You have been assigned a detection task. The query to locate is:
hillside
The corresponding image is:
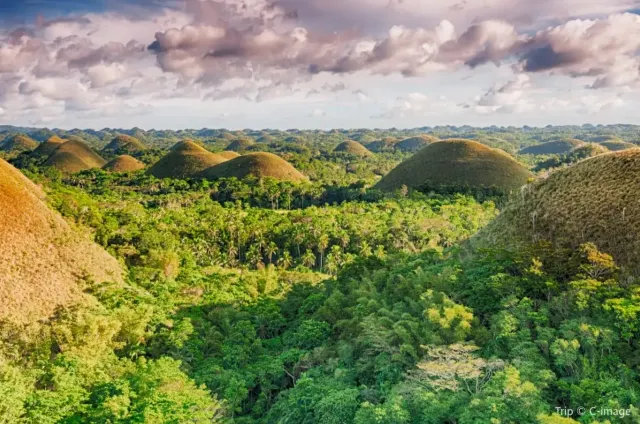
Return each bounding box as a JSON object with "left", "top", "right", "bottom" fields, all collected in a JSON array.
[
  {"left": 147, "top": 140, "right": 228, "bottom": 179},
  {"left": 44, "top": 139, "right": 107, "bottom": 173},
  {"left": 0, "top": 134, "right": 38, "bottom": 153},
  {"left": 103, "top": 155, "right": 145, "bottom": 172},
  {"left": 519, "top": 139, "right": 584, "bottom": 155},
  {"left": 200, "top": 152, "right": 306, "bottom": 182},
  {"left": 477, "top": 150, "right": 640, "bottom": 271},
  {"left": 219, "top": 151, "right": 241, "bottom": 160},
  {"left": 32, "top": 135, "right": 66, "bottom": 157},
  {"left": 376, "top": 139, "right": 532, "bottom": 194},
  {"left": 103, "top": 134, "right": 147, "bottom": 155},
  {"left": 0, "top": 159, "right": 123, "bottom": 323},
  {"left": 366, "top": 137, "right": 398, "bottom": 152},
  {"left": 226, "top": 138, "right": 256, "bottom": 152},
  {"left": 395, "top": 135, "right": 439, "bottom": 152},
  {"left": 599, "top": 140, "right": 638, "bottom": 151},
  {"left": 334, "top": 140, "right": 372, "bottom": 157}
]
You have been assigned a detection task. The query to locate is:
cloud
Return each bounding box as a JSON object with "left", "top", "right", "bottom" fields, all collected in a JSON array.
[
  {"left": 310, "top": 108, "right": 326, "bottom": 117},
  {"left": 472, "top": 74, "right": 534, "bottom": 113},
  {"left": 374, "top": 92, "right": 460, "bottom": 119}
]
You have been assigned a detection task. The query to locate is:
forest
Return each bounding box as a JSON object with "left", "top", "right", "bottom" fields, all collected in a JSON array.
[{"left": 1, "top": 125, "right": 640, "bottom": 423}]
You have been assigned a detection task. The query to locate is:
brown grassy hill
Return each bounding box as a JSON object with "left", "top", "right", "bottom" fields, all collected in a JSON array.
[
  {"left": 476, "top": 150, "right": 640, "bottom": 272},
  {"left": 395, "top": 135, "right": 439, "bottom": 153},
  {"left": 376, "top": 139, "right": 532, "bottom": 194},
  {"left": 103, "top": 155, "right": 145, "bottom": 172},
  {"left": 520, "top": 139, "right": 584, "bottom": 155},
  {"left": 599, "top": 140, "right": 638, "bottom": 151},
  {"left": 219, "top": 151, "right": 241, "bottom": 160},
  {"left": 32, "top": 135, "right": 66, "bottom": 158},
  {"left": 44, "top": 139, "right": 107, "bottom": 173},
  {"left": 367, "top": 137, "right": 398, "bottom": 153},
  {"left": 147, "top": 140, "right": 228, "bottom": 179},
  {"left": 0, "top": 134, "right": 38, "bottom": 153},
  {"left": 226, "top": 138, "right": 256, "bottom": 152},
  {"left": 103, "top": 134, "right": 147, "bottom": 155},
  {"left": 0, "top": 159, "right": 123, "bottom": 323},
  {"left": 334, "top": 140, "right": 372, "bottom": 157},
  {"left": 200, "top": 152, "right": 306, "bottom": 182}
]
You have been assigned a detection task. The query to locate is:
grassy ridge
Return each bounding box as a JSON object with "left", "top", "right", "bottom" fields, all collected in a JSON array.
[
  {"left": 200, "top": 152, "right": 307, "bottom": 182},
  {"left": 147, "top": 140, "right": 228, "bottom": 179}
]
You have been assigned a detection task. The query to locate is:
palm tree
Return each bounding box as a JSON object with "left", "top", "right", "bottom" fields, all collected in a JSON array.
[{"left": 302, "top": 249, "right": 316, "bottom": 269}]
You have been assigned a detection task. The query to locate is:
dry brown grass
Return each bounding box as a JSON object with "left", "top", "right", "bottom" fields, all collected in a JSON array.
[
  {"left": 334, "top": 140, "right": 373, "bottom": 157},
  {"left": 477, "top": 150, "right": 640, "bottom": 272},
  {"left": 44, "top": 139, "right": 107, "bottom": 173},
  {"left": 147, "top": 140, "right": 228, "bottom": 179},
  {"left": 32, "top": 136, "right": 66, "bottom": 158},
  {"left": 200, "top": 152, "right": 307, "bottom": 182},
  {"left": 0, "top": 134, "right": 38, "bottom": 153},
  {"left": 599, "top": 140, "right": 638, "bottom": 151},
  {"left": 219, "top": 151, "right": 241, "bottom": 160},
  {"left": 376, "top": 139, "right": 532, "bottom": 193},
  {"left": 103, "top": 135, "right": 147, "bottom": 155},
  {"left": 520, "top": 139, "right": 584, "bottom": 155},
  {"left": 226, "top": 138, "right": 256, "bottom": 152},
  {"left": 0, "top": 159, "right": 123, "bottom": 323},
  {"left": 103, "top": 155, "right": 145, "bottom": 172},
  {"left": 395, "top": 135, "right": 439, "bottom": 152}
]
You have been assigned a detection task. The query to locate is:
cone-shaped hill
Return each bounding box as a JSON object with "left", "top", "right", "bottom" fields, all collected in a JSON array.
[
  {"left": 103, "top": 155, "right": 145, "bottom": 172},
  {"left": 599, "top": 140, "right": 638, "bottom": 151},
  {"left": 200, "top": 152, "right": 306, "bottom": 182},
  {"left": 367, "top": 137, "right": 398, "bottom": 153},
  {"left": 519, "top": 139, "right": 584, "bottom": 155},
  {"left": 219, "top": 151, "right": 241, "bottom": 160},
  {"left": 376, "top": 139, "right": 532, "bottom": 194},
  {"left": 32, "top": 135, "right": 66, "bottom": 158},
  {"left": 103, "top": 134, "right": 147, "bottom": 155},
  {"left": 0, "top": 134, "right": 38, "bottom": 153},
  {"left": 147, "top": 140, "right": 228, "bottom": 179},
  {"left": 226, "top": 138, "right": 256, "bottom": 152},
  {"left": 476, "top": 150, "right": 640, "bottom": 272},
  {"left": 395, "top": 135, "right": 439, "bottom": 152},
  {"left": 0, "top": 159, "right": 123, "bottom": 323},
  {"left": 44, "top": 139, "right": 107, "bottom": 173},
  {"left": 334, "top": 140, "right": 372, "bottom": 157}
]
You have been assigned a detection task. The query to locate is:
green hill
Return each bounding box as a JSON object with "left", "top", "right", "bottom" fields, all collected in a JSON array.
[
  {"left": 44, "top": 139, "right": 107, "bottom": 173},
  {"left": 334, "top": 140, "right": 372, "bottom": 157},
  {"left": 376, "top": 139, "right": 532, "bottom": 194},
  {"left": 32, "top": 135, "right": 66, "bottom": 158},
  {"left": 599, "top": 140, "right": 638, "bottom": 151},
  {"left": 477, "top": 150, "right": 640, "bottom": 272},
  {"left": 0, "top": 158, "right": 123, "bottom": 323},
  {"left": 200, "top": 152, "right": 306, "bottom": 182},
  {"left": 395, "top": 135, "right": 439, "bottom": 152},
  {"left": 0, "top": 134, "right": 38, "bottom": 153},
  {"left": 366, "top": 137, "right": 398, "bottom": 153},
  {"left": 219, "top": 151, "right": 241, "bottom": 160},
  {"left": 147, "top": 140, "right": 228, "bottom": 179},
  {"left": 519, "top": 139, "right": 584, "bottom": 155},
  {"left": 103, "top": 134, "right": 147, "bottom": 155},
  {"left": 226, "top": 138, "right": 256, "bottom": 152},
  {"left": 103, "top": 155, "right": 145, "bottom": 172}
]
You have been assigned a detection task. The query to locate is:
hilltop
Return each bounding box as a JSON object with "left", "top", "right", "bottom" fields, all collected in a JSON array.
[
  {"left": 103, "top": 155, "right": 145, "bottom": 172},
  {"left": 200, "top": 152, "right": 306, "bottom": 182},
  {"left": 219, "top": 151, "right": 241, "bottom": 160},
  {"left": 103, "top": 134, "right": 147, "bottom": 155},
  {"left": 147, "top": 140, "right": 228, "bottom": 179},
  {"left": 226, "top": 138, "right": 256, "bottom": 152},
  {"left": 334, "top": 140, "right": 372, "bottom": 157},
  {"left": 477, "top": 150, "right": 640, "bottom": 272},
  {"left": 0, "top": 134, "right": 38, "bottom": 153},
  {"left": 395, "top": 135, "right": 439, "bottom": 152},
  {"left": 44, "top": 139, "right": 107, "bottom": 173},
  {"left": 599, "top": 140, "right": 638, "bottom": 151},
  {"left": 366, "top": 137, "right": 398, "bottom": 153},
  {"left": 0, "top": 159, "right": 123, "bottom": 323},
  {"left": 376, "top": 139, "right": 532, "bottom": 194},
  {"left": 32, "top": 135, "right": 66, "bottom": 157},
  {"left": 519, "top": 139, "right": 584, "bottom": 155}
]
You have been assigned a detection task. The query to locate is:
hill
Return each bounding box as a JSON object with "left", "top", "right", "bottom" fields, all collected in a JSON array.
[
  {"left": 200, "top": 152, "right": 306, "bottom": 182},
  {"left": 519, "top": 139, "right": 584, "bottom": 155},
  {"left": 599, "top": 140, "right": 638, "bottom": 151},
  {"left": 533, "top": 143, "right": 610, "bottom": 172},
  {"left": 147, "top": 140, "right": 228, "bottom": 179},
  {"left": 395, "top": 135, "right": 439, "bottom": 152},
  {"left": 219, "top": 151, "right": 241, "bottom": 160},
  {"left": 103, "top": 134, "right": 147, "bottom": 155},
  {"left": 32, "top": 135, "right": 66, "bottom": 158},
  {"left": 0, "top": 134, "right": 38, "bottom": 153},
  {"left": 366, "top": 137, "right": 398, "bottom": 153},
  {"left": 0, "top": 159, "right": 123, "bottom": 323},
  {"left": 477, "top": 150, "right": 640, "bottom": 272},
  {"left": 334, "top": 140, "right": 372, "bottom": 157},
  {"left": 226, "top": 138, "right": 256, "bottom": 152},
  {"left": 44, "top": 139, "right": 107, "bottom": 173},
  {"left": 376, "top": 139, "right": 532, "bottom": 194},
  {"left": 103, "top": 155, "right": 145, "bottom": 172}
]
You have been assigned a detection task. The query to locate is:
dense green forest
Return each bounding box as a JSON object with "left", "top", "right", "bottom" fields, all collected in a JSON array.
[{"left": 1, "top": 126, "right": 640, "bottom": 423}]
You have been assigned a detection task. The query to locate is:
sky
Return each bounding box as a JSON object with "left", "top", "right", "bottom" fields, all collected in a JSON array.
[{"left": 1, "top": 0, "right": 640, "bottom": 129}]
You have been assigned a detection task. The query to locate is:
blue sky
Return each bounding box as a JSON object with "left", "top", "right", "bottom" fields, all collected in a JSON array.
[{"left": 0, "top": 0, "right": 639, "bottom": 129}]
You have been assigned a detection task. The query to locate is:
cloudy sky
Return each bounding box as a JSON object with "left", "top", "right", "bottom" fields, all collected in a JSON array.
[{"left": 1, "top": 0, "right": 640, "bottom": 129}]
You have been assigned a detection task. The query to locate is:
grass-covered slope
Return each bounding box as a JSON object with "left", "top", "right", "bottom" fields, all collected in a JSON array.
[
  {"left": 334, "top": 140, "right": 372, "bottom": 157},
  {"left": 200, "top": 152, "right": 306, "bottom": 182},
  {"left": 32, "top": 135, "right": 66, "bottom": 158},
  {"left": 147, "top": 140, "right": 227, "bottom": 179},
  {"left": 44, "top": 139, "right": 107, "bottom": 173},
  {"left": 219, "top": 151, "right": 241, "bottom": 160},
  {"left": 395, "top": 135, "right": 439, "bottom": 152},
  {"left": 519, "top": 139, "right": 584, "bottom": 155},
  {"left": 0, "top": 134, "right": 38, "bottom": 153},
  {"left": 599, "top": 140, "right": 638, "bottom": 151},
  {"left": 226, "top": 138, "right": 256, "bottom": 152},
  {"left": 0, "top": 159, "right": 123, "bottom": 323},
  {"left": 103, "top": 134, "right": 147, "bottom": 155},
  {"left": 478, "top": 150, "right": 640, "bottom": 271},
  {"left": 376, "top": 139, "right": 532, "bottom": 194},
  {"left": 103, "top": 155, "right": 145, "bottom": 172}
]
